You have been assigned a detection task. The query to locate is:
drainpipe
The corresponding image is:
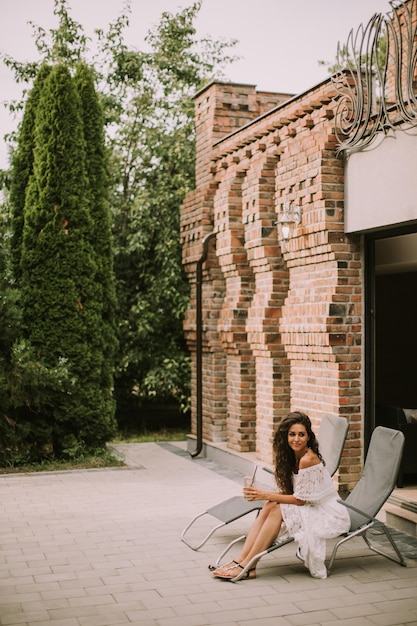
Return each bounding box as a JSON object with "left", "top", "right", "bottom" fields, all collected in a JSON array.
[{"left": 190, "top": 231, "right": 216, "bottom": 458}]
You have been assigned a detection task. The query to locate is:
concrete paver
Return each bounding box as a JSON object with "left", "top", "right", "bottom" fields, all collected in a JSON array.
[{"left": 1, "top": 442, "right": 417, "bottom": 626}]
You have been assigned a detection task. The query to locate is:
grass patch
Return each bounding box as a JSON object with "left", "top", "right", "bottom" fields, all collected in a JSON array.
[
  {"left": 111, "top": 428, "right": 188, "bottom": 444},
  {"left": 0, "top": 429, "right": 188, "bottom": 474},
  {"left": 0, "top": 448, "right": 125, "bottom": 475}
]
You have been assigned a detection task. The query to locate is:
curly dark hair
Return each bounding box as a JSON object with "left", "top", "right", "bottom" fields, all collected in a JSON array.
[{"left": 273, "top": 411, "right": 323, "bottom": 494}]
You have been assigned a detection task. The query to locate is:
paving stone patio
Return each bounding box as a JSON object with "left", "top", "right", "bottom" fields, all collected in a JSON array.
[{"left": 1, "top": 442, "right": 417, "bottom": 626}]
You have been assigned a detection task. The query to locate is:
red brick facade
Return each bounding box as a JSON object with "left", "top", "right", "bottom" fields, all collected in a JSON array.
[{"left": 181, "top": 79, "right": 363, "bottom": 491}]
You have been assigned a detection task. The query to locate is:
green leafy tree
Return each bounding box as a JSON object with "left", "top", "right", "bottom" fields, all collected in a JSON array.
[
  {"left": 1, "top": 0, "right": 237, "bottom": 433},
  {"left": 319, "top": 23, "right": 387, "bottom": 78},
  {"left": 95, "top": 2, "right": 237, "bottom": 421}
]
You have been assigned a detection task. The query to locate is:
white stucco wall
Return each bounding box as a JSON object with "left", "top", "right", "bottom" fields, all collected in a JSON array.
[{"left": 345, "top": 130, "right": 417, "bottom": 234}]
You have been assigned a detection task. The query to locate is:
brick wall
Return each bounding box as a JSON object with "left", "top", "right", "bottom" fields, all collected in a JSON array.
[{"left": 181, "top": 80, "right": 364, "bottom": 490}]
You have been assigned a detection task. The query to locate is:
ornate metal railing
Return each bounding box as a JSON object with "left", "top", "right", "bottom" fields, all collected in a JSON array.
[{"left": 333, "top": 0, "right": 417, "bottom": 155}]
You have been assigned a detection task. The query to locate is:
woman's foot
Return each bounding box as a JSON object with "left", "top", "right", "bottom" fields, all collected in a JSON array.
[{"left": 212, "top": 563, "right": 256, "bottom": 580}]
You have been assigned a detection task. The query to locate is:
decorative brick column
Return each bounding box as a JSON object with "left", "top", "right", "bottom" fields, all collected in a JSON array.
[
  {"left": 243, "top": 157, "right": 291, "bottom": 462},
  {"left": 215, "top": 173, "right": 256, "bottom": 451},
  {"left": 181, "top": 82, "right": 287, "bottom": 445}
]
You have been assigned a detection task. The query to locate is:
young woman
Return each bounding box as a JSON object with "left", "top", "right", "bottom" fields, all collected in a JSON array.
[{"left": 212, "top": 411, "right": 351, "bottom": 580}]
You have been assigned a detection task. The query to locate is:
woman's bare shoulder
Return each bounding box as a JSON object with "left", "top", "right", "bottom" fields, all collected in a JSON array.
[{"left": 299, "top": 449, "right": 321, "bottom": 470}]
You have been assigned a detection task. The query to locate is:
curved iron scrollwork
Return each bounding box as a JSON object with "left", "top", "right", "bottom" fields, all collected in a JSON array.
[{"left": 333, "top": 0, "right": 417, "bottom": 155}]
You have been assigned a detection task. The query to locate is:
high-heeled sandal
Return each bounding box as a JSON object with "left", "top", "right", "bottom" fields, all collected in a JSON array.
[
  {"left": 209, "top": 560, "right": 239, "bottom": 575},
  {"left": 225, "top": 559, "right": 240, "bottom": 568},
  {"left": 210, "top": 559, "right": 239, "bottom": 574},
  {"left": 295, "top": 546, "right": 305, "bottom": 563},
  {"left": 212, "top": 563, "right": 256, "bottom": 580}
]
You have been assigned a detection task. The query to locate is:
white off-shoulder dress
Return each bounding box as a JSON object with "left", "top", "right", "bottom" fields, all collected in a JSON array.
[{"left": 279, "top": 463, "right": 351, "bottom": 579}]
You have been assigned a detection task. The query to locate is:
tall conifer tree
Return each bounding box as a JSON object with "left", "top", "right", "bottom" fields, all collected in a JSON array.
[
  {"left": 9, "top": 65, "right": 51, "bottom": 281},
  {"left": 20, "top": 64, "right": 116, "bottom": 454},
  {"left": 74, "top": 61, "right": 117, "bottom": 426}
]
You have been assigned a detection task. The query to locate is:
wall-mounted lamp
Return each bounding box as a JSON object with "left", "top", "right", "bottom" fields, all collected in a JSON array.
[{"left": 276, "top": 203, "right": 302, "bottom": 240}]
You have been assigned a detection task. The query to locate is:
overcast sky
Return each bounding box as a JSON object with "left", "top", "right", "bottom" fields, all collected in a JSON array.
[{"left": 0, "top": 0, "right": 391, "bottom": 169}]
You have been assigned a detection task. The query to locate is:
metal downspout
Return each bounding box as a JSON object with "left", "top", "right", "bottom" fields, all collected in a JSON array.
[{"left": 190, "top": 232, "right": 216, "bottom": 458}]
